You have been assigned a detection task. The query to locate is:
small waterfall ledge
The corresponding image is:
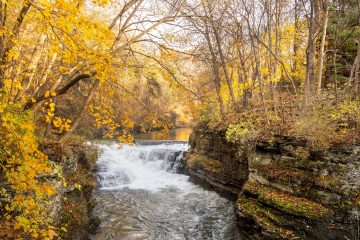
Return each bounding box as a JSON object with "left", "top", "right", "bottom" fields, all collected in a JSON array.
[
  {"left": 93, "top": 142, "right": 240, "bottom": 240},
  {"left": 96, "top": 143, "right": 189, "bottom": 190}
]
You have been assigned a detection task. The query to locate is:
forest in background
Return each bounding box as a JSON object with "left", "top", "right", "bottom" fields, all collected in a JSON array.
[{"left": 0, "top": 0, "right": 360, "bottom": 238}]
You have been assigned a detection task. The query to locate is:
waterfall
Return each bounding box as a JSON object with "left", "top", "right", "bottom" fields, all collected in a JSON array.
[
  {"left": 93, "top": 142, "right": 240, "bottom": 240},
  {"left": 96, "top": 143, "right": 190, "bottom": 190}
]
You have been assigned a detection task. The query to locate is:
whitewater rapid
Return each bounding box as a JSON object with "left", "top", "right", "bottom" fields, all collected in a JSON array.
[{"left": 92, "top": 142, "right": 240, "bottom": 240}]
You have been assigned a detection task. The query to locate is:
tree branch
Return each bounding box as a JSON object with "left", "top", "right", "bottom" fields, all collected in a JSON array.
[{"left": 23, "top": 73, "right": 92, "bottom": 110}]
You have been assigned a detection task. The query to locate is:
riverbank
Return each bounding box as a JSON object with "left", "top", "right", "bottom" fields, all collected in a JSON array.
[
  {"left": 40, "top": 142, "right": 100, "bottom": 239},
  {"left": 184, "top": 127, "right": 360, "bottom": 239}
]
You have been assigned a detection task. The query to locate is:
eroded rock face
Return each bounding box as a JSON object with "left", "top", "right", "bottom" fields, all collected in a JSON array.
[
  {"left": 185, "top": 129, "right": 360, "bottom": 240},
  {"left": 185, "top": 128, "right": 249, "bottom": 199},
  {"left": 40, "top": 142, "right": 99, "bottom": 240}
]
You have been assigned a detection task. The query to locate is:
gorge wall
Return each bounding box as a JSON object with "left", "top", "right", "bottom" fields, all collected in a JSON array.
[
  {"left": 185, "top": 128, "right": 360, "bottom": 240},
  {"left": 40, "top": 142, "right": 100, "bottom": 240}
]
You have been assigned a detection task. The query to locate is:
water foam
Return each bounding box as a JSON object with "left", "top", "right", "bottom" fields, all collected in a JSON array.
[{"left": 96, "top": 143, "right": 193, "bottom": 191}]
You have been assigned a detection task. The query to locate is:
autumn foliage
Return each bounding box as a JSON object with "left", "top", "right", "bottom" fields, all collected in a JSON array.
[
  {"left": 0, "top": 0, "right": 187, "bottom": 238},
  {"left": 1, "top": 0, "right": 360, "bottom": 238},
  {"left": 0, "top": 98, "right": 57, "bottom": 239}
]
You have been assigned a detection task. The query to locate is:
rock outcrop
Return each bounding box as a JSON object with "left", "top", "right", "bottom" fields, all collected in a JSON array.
[
  {"left": 185, "top": 128, "right": 248, "bottom": 199},
  {"left": 185, "top": 129, "right": 360, "bottom": 240},
  {"left": 40, "top": 142, "right": 100, "bottom": 240}
]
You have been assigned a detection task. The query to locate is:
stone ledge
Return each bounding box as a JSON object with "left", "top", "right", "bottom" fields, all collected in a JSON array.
[
  {"left": 236, "top": 196, "right": 295, "bottom": 239},
  {"left": 243, "top": 182, "right": 332, "bottom": 220},
  {"left": 187, "top": 153, "right": 223, "bottom": 174}
]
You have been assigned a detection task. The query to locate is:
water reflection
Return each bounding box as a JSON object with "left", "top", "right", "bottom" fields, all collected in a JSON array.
[{"left": 133, "top": 128, "right": 192, "bottom": 141}]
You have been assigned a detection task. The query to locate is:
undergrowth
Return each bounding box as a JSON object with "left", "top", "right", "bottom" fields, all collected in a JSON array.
[
  {"left": 199, "top": 92, "right": 360, "bottom": 149},
  {"left": 0, "top": 99, "right": 60, "bottom": 239}
]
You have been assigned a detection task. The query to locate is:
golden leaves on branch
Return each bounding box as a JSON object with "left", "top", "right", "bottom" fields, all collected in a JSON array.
[
  {"left": 41, "top": 95, "right": 72, "bottom": 133},
  {"left": 0, "top": 102, "right": 58, "bottom": 239},
  {"left": 89, "top": 104, "right": 135, "bottom": 144},
  {"left": 53, "top": 117, "right": 71, "bottom": 133}
]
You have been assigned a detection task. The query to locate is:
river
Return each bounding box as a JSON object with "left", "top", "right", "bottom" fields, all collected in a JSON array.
[
  {"left": 132, "top": 128, "right": 193, "bottom": 141},
  {"left": 92, "top": 134, "right": 240, "bottom": 239}
]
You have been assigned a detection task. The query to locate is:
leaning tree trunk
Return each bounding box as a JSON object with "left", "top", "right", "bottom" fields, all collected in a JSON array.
[
  {"left": 15, "top": 34, "right": 47, "bottom": 101},
  {"left": 31, "top": 53, "right": 58, "bottom": 98},
  {"left": 60, "top": 79, "right": 100, "bottom": 142}
]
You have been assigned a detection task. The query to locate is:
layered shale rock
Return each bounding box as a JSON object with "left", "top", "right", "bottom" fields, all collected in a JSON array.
[
  {"left": 185, "top": 129, "right": 360, "bottom": 240},
  {"left": 185, "top": 128, "right": 248, "bottom": 199}
]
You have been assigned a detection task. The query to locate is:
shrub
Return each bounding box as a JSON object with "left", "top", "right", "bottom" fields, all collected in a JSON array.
[
  {"left": 290, "top": 98, "right": 360, "bottom": 149},
  {"left": 226, "top": 122, "right": 255, "bottom": 144},
  {"left": 0, "top": 100, "right": 58, "bottom": 239}
]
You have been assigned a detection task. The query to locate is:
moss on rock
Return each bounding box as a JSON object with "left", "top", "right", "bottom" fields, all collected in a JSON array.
[
  {"left": 237, "top": 196, "right": 295, "bottom": 239},
  {"left": 187, "top": 153, "right": 223, "bottom": 173},
  {"left": 59, "top": 191, "right": 89, "bottom": 240},
  {"left": 254, "top": 164, "right": 313, "bottom": 184},
  {"left": 243, "top": 182, "right": 332, "bottom": 220}
]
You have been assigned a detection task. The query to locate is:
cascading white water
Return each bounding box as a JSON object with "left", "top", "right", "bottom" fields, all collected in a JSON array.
[
  {"left": 96, "top": 143, "right": 191, "bottom": 190},
  {"left": 93, "top": 142, "right": 240, "bottom": 240}
]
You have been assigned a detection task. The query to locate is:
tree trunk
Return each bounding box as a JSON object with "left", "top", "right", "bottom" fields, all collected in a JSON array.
[
  {"left": 334, "top": 50, "right": 338, "bottom": 106},
  {"left": 304, "top": 0, "right": 320, "bottom": 105},
  {"left": 31, "top": 53, "right": 58, "bottom": 98},
  {"left": 354, "top": 1, "right": 360, "bottom": 94},
  {"left": 266, "top": 0, "right": 273, "bottom": 99},
  {"left": 292, "top": 0, "right": 300, "bottom": 74},
  {"left": 0, "top": 1, "right": 6, "bottom": 59},
  {"left": 249, "top": 31, "right": 269, "bottom": 123},
  {"left": 15, "top": 34, "right": 47, "bottom": 101},
  {"left": 203, "top": 19, "right": 226, "bottom": 120},
  {"left": 234, "top": 23, "right": 249, "bottom": 107},
  {"left": 212, "top": 23, "right": 239, "bottom": 112},
  {"left": 60, "top": 79, "right": 100, "bottom": 142},
  {"left": 253, "top": 46, "right": 269, "bottom": 124},
  {"left": 0, "top": 2, "right": 31, "bottom": 89},
  {"left": 317, "top": 1, "right": 328, "bottom": 93},
  {"left": 24, "top": 73, "right": 92, "bottom": 110},
  {"left": 244, "top": 7, "right": 269, "bottom": 123}
]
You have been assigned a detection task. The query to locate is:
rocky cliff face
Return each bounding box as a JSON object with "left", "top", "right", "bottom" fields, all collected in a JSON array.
[
  {"left": 185, "top": 128, "right": 248, "bottom": 199},
  {"left": 185, "top": 129, "right": 360, "bottom": 240},
  {"left": 40, "top": 142, "right": 100, "bottom": 240}
]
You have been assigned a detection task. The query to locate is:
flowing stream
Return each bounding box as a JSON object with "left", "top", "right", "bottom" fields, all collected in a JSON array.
[{"left": 92, "top": 142, "right": 240, "bottom": 240}]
